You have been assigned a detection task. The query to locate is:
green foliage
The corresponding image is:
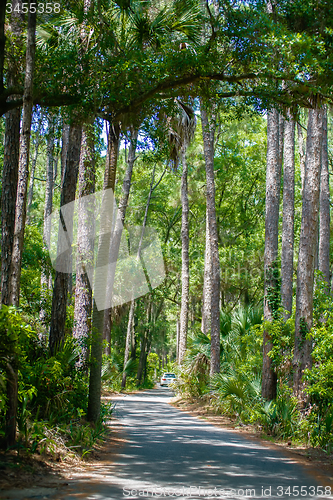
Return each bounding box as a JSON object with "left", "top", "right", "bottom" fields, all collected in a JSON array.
[
  {"left": 21, "top": 225, "right": 53, "bottom": 318},
  {"left": 304, "top": 279, "right": 333, "bottom": 410},
  {"left": 174, "top": 332, "right": 210, "bottom": 399},
  {"left": 211, "top": 369, "right": 262, "bottom": 422},
  {"left": 0, "top": 308, "right": 109, "bottom": 455},
  {"left": 258, "top": 387, "right": 301, "bottom": 440},
  {"left": 266, "top": 261, "right": 281, "bottom": 320},
  {"left": 260, "top": 311, "right": 294, "bottom": 377},
  {"left": 0, "top": 306, "right": 40, "bottom": 369}
]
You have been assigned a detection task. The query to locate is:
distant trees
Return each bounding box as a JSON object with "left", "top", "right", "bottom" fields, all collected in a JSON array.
[{"left": 49, "top": 124, "right": 82, "bottom": 356}]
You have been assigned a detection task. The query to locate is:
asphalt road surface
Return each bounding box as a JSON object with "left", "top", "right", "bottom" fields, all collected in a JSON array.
[{"left": 2, "top": 388, "right": 333, "bottom": 500}]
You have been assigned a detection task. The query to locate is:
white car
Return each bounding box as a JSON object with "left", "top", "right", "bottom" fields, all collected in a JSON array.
[{"left": 160, "top": 373, "right": 176, "bottom": 387}]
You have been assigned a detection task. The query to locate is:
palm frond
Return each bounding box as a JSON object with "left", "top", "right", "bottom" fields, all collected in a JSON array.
[
  {"left": 36, "top": 24, "right": 61, "bottom": 49},
  {"left": 168, "top": 100, "right": 196, "bottom": 169},
  {"left": 169, "top": 0, "right": 203, "bottom": 45}
]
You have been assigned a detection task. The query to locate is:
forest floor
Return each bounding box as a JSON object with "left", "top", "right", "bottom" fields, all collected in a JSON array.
[
  {"left": 0, "top": 390, "right": 128, "bottom": 495},
  {"left": 0, "top": 424, "right": 126, "bottom": 495},
  {"left": 170, "top": 394, "right": 333, "bottom": 483}
]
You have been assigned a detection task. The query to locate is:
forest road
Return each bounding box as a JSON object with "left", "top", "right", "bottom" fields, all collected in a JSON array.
[{"left": 3, "top": 389, "right": 333, "bottom": 500}]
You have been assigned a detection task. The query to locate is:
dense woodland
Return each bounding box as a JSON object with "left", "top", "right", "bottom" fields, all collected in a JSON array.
[{"left": 1, "top": 0, "right": 333, "bottom": 456}]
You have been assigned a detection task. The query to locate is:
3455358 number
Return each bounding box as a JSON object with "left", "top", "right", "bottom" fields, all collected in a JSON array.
[
  {"left": 276, "top": 485, "right": 332, "bottom": 496},
  {"left": 6, "top": 3, "right": 61, "bottom": 14}
]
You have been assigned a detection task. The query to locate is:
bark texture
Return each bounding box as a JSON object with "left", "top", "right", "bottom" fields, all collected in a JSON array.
[
  {"left": 178, "top": 146, "right": 189, "bottom": 364},
  {"left": 200, "top": 104, "right": 220, "bottom": 377},
  {"left": 201, "top": 211, "right": 212, "bottom": 334},
  {"left": 1, "top": 1, "right": 24, "bottom": 305},
  {"left": 87, "top": 121, "right": 120, "bottom": 422},
  {"left": 281, "top": 111, "right": 295, "bottom": 319},
  {"left": 2, "top": 0, "right": 24, "bottom": 448},
  {"left": 73, "top": 124, "right": 96, "bottom": 365},
  {"left": 49, "top": 124, "right": 82, "bottom": 355},
  {"left": 318, "top": 107, "right": 330, "bottom": 288},
  {"left": 1, "top": 107, "right": 20, "bottom": 305},
  {"left": 262, "top": 109, "right": 281, "bottom": 400},
  {"left": 9, "top": 6, "right": 37, "bottom": 307},
  {"left": 297, "top": 120, "right": 306, "bottom": 193},
  {"left": 293, "top": 107, "right": 324, "bottom": 399},
  {"left": 39, "top": 114, "right": 55, "bottom": 326}
]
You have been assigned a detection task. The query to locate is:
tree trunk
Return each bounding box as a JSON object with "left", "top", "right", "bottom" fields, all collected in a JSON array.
[
  {"left": 200, "top": 104, "right": 220, "bottom": 377},
  {"left": 104, "top": 127, "right": 138, "bottom": 351},
  {"left": 318, "top": 107, "right": 330, "bottom": 288},
  {"left": 137, "top": 330, "right": 147, "bottom": 385},
  {"left": 137, "top": 301, "right": 151, "bottom": 385},
  {"left": 87, "top": 121, "right": 120, "bottom": 422},
  {"left": 176, "top": 319, "right": 180, "bottom": 362},
  {"left": 8, "top": 6, "right": 37, "bottom": 307},
  {"left": 73, "top": 124, "right": 96, "bottom": 365},
  {"left": 49, "top": 124, "right": 82, "bottom": 355},
  {"left": 1, "top": 107, "right": 20, "bottom": 305},
  {"left": 281, "top": 111, "right": 295, "bottom": 319},
  {"left": 178, "top": 146, "right": 190, "bottom": 363},
  {"left": 262, "top": 109, "right": 281, "bottom": 401},
  {"left": 101, "top": 127, "right": 138, "bottom": 389},
  {"left": 39, "top": 113, "right": 55, "bottom": 326},
  {"left": 122, "top": 299, "right": 135, "bottom": 388},
  {"left": 60, "top": 124, "right": 70, "bottom": 185},
  {"left": 201, "top": 210, "right": 212, "bottom": 335},
  {"left": 27, "top": 110, "right": 43, "bottom": 222},
  {"left": 2, "top": 1, "right": 25, "bottom": 448},
  {"left": 297, "top": 116, "right": 307, "bottom": 193},
  {"left": 1, "top": 1, "right": 25, "bottom": 304},
  {"left": 293, "top": 107, "right": 323, "bottom": 399}
]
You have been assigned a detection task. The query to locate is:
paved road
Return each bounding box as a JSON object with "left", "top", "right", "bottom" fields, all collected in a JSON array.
[{"left": 2, "top": 389, "right": 332, "bottom": 500}]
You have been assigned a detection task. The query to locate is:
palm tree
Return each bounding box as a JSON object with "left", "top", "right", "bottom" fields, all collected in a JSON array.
[{"left": 168, "top": 100, "right": 196, "bottom": 364}]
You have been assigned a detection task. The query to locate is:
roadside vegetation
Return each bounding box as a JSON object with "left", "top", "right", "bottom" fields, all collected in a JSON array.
[{"left": 174, "top": 286, "right": 333, "bottom": 453}]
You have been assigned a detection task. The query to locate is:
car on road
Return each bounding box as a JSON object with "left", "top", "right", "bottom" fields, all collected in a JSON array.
[{"left": 160, "top": 373, "right": 176, "bottom": 387}]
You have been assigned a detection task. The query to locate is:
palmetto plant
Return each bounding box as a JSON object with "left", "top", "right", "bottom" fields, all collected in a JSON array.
[
  {"left": 220, "top": 305, "right": 262, "bottom": 370},
  {"left": 37, "top": 0, "right": 203, "bottom": 52},
  {"left": 174, "top": 331, "right": 211, "bottom": 398},
  {"left": 175, "top": 305, "right": 263, "bottom": 399}
]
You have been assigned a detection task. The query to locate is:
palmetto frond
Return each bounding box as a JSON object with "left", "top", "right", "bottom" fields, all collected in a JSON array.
[
  {"left": 36, "top": 24, "right": 60, "bottom": 49},
  {"left": 169, "top": 0, "right": 203, "bottom": 45},
  {"left": 168, "top": 99, "right": 196, "bottom": 169},
  {"left": 126, "top": 0, "right": 202, "bottom": 50},
  {"left": 232, "top": 305, "right": 262, "bottom": 336}
]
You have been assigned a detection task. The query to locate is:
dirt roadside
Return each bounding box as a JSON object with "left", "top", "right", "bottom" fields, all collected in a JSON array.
[
  {"left": 0, "top": 425, "right": 126, "bottom": 495},
  {"left": 0, "top": 391, "right": 128, "bottom": 495}
]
